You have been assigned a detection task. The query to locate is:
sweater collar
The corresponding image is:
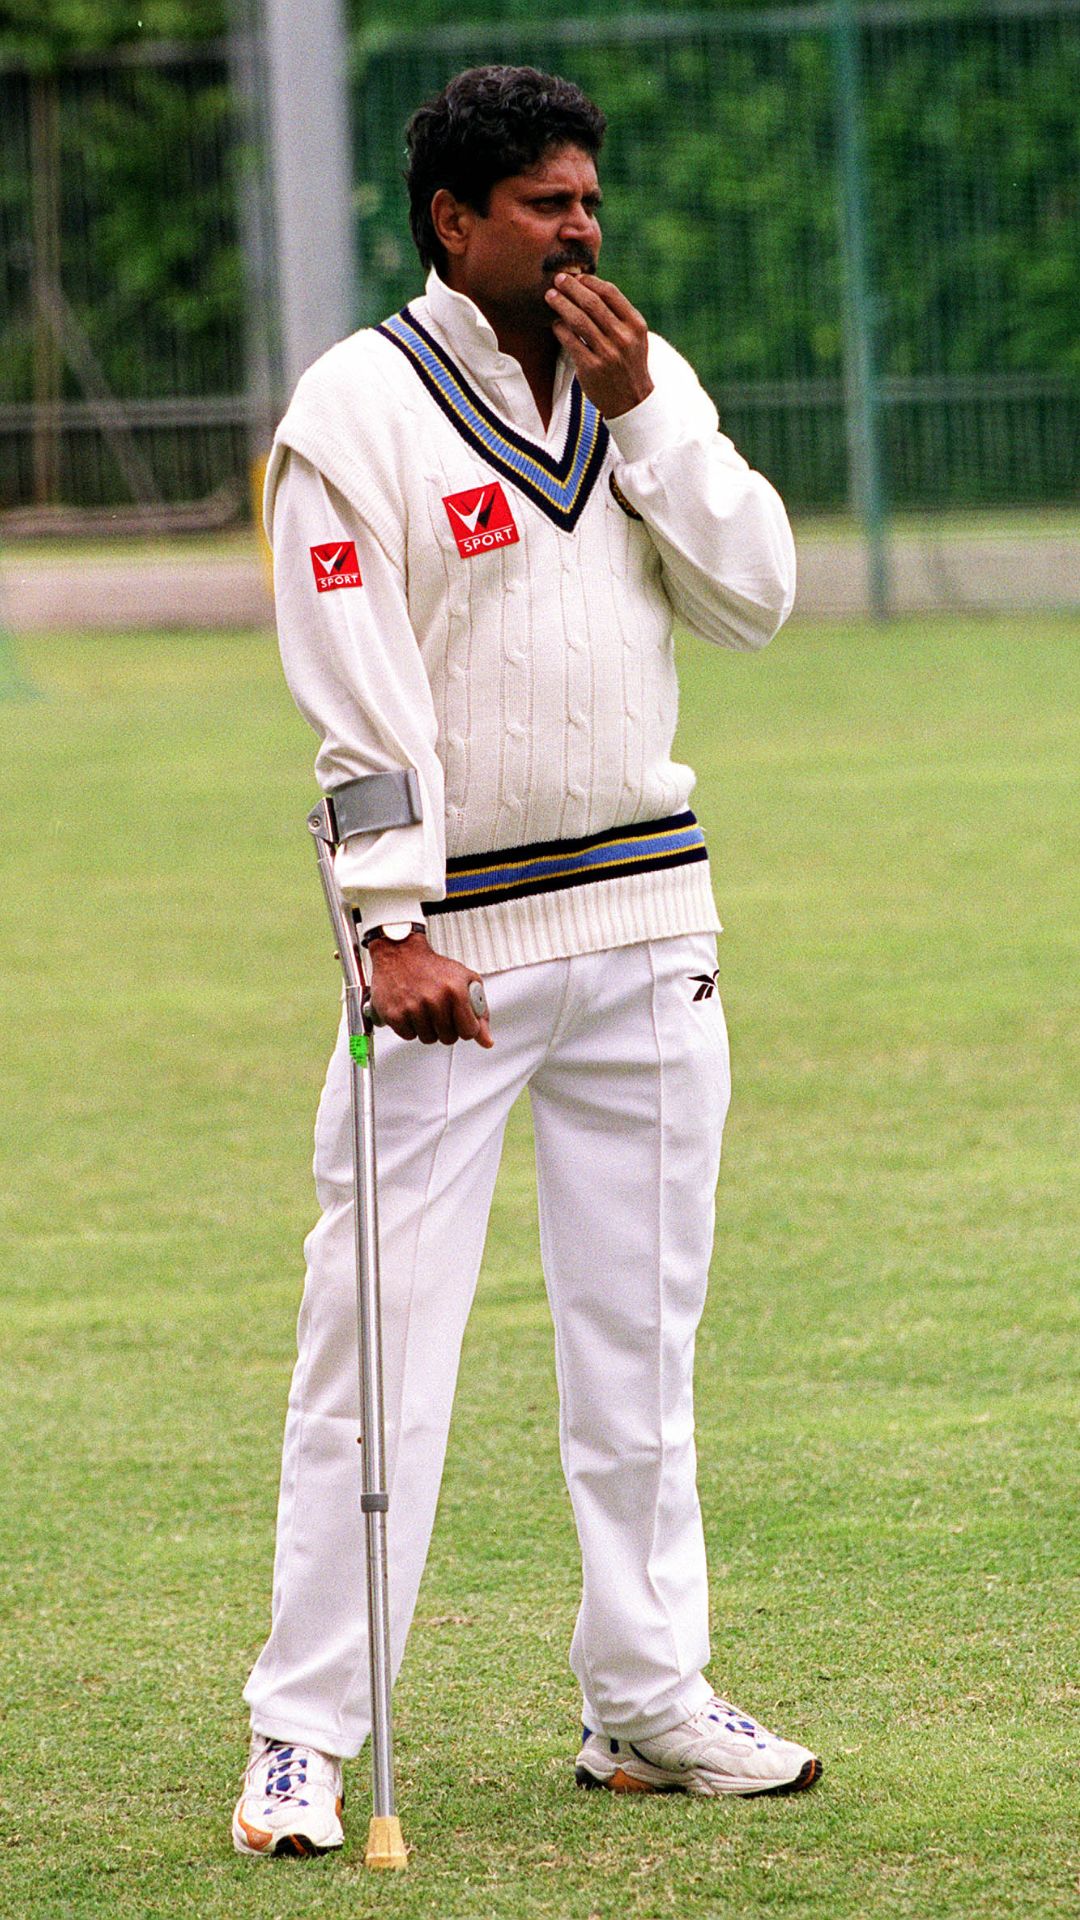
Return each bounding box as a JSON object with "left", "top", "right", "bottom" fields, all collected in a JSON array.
[
  {"left": 416, "top": 269, "right": 575, "bottom": 424},
  {"left": 422, "top": 269, "right": 507, "bottom": 367}
]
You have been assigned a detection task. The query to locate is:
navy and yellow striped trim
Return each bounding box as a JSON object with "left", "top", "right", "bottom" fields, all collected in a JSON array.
[
  {"left": 424, "top": 812, "right": 707, "bottom": 916},
  {"left": 376, "top": 307, "right": 609, "bottom": 533}
]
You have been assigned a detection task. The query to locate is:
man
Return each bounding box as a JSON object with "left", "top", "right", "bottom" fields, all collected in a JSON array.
[{"left": 233, "top": 64, "right": 819, "bottom": 1859}]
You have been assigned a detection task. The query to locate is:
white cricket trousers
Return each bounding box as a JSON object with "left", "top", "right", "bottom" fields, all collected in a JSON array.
[{"left": 244, "top": 933, "right": 730, "bottom": 1757}]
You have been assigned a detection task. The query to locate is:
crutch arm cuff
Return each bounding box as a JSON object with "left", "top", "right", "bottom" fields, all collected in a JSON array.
[{"left": 320, "top": 767, "right": 422, "bottom": 843}]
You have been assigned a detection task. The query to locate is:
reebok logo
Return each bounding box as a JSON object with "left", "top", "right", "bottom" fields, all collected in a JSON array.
[
  {"left": 310, "top": 541, "right": 362, "bottom": 590},
  {"left": 443, "top": 483, "right": 519, "bottom": 559},
  {"left": 689, "top": 970, "right": 719, "bottom": 1001}
]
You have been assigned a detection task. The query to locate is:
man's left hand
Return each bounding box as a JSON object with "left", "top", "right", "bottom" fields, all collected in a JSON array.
[{"left": 545, "top": 273, "right": 654, "bottom": 419}]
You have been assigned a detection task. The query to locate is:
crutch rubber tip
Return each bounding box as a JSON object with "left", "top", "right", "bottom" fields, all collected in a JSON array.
[{"left": 365, "top": 1814, "right": 408, "bottom": 1870}]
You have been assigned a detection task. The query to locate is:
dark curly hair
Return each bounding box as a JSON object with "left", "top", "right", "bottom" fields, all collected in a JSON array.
[{"left": 405, "top": 66, "right": 606, "bottom": 276}]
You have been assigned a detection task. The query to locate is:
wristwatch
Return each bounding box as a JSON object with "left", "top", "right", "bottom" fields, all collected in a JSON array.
[{"left": 361, "top": 920, "right": 426, "bottom": 948}]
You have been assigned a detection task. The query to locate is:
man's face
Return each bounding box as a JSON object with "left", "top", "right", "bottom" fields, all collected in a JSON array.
[{"left": 441, "top": 143, "right": 603, "bottom": 326}]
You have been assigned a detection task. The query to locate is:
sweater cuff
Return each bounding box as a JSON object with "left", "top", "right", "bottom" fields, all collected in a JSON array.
[
  {"left": 337, "top": 883, "right": 428, "bottom": 932},
  {"left": 606, "top": 386, "right": 681, "bottom": 465}
]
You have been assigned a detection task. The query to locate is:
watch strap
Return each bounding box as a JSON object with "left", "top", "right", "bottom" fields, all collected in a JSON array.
[{"left": 361, "top": 921, "right": 427, "bottom": 948}]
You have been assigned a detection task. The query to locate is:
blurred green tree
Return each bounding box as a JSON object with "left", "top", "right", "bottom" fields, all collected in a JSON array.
[
  {"left": 0, "top": 1, "right": 1075, "bottom": 508},
  {"left": 0, "top": 2, "right": 227, "bottom": 65}
]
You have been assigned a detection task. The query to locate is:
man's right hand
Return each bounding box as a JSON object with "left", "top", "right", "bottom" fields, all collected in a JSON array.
[{"left": 366, "top": 930, "right": 493, "bottom": 1047}]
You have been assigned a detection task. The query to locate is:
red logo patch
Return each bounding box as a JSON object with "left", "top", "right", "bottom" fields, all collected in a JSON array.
[
  {"left": 443, "top": 483, "right": 519, "bottom": 559},
  {"left": 310, "top": 541, "right": 362, "bottom": 590}
]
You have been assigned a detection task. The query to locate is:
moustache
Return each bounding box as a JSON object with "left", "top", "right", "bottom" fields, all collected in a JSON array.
[{"left": 543, "top": 249, "right": 597, "bottom": 276}]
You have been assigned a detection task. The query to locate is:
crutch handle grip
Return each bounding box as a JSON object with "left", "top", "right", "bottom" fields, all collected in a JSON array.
[{"left": 363, "top": 978, "right": 488, "bottom": 1029}]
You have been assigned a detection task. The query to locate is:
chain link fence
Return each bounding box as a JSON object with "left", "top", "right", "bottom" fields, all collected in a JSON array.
[
  {"left": 0, "top": 41, "right": 246, "bottom": 526},
  {"left": 355, "top": 1, "right": 1080, "bottom": 515},
  {"left": 0, "top": 2, "right": 1077, "bottom": 539}
]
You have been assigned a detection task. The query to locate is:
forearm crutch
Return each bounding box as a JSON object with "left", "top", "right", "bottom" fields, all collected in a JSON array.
[{"left": 306, "top": 770, "right": 423, "bottom": 1873}]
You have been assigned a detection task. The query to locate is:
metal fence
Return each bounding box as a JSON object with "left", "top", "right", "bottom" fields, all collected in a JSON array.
[
  {"left": 355, "top": 0, "right": 1080, "bottom": 516},
  {"left": 0, "top": 2, "right": 1077, "bottom": 528},
  {"left": 0, "top": 42, "right": 246, "bottom": 525}
]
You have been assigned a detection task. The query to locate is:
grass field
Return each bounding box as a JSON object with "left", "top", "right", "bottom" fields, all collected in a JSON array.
[{"left": 1, "top": 615, "right": 1077, "bottom": 1919}]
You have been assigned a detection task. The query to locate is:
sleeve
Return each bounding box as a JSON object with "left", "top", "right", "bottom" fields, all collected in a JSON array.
[
  {"left": 606, "top": 335, "right": 797, "bottom": 652},
  {"left": 269, "top": 447, "right": 446, "bottom": 926}
]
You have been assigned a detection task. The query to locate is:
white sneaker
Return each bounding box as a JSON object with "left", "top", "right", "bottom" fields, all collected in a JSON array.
[
  {"left": 575, "top": 1695, "right": 821, "bottom": 1797},
  {"left": 232, "top": 1734, "right": 345, "bottom": 1857}
]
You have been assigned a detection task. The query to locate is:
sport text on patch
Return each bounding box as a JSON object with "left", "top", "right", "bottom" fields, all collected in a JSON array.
[
  {"left": 443, "top": 483, "right": 520, "bottom": 559},
  {"left": 310, "top": 541, "right": 362, "bottom": 590}
]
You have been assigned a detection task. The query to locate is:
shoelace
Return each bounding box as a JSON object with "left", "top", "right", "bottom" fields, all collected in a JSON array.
[
  {"left": 700, "top": 1698, "right": 769, "bottom": 1747},
  {"left": 256, "top": 1744, "right": 311, "bottom": 1808}
]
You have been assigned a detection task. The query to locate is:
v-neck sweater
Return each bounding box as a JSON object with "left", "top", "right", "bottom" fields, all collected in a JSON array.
[{"left": 265, "top": 272, "right": 796, "bottom": 974}]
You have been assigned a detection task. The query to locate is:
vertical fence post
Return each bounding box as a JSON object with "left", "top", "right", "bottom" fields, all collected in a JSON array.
[
  {"left": 261, "top": 0, "right": 359, "bottom": 401},
  {"left": 29, "top": 72, "right": 62, "bottom": 509},
  {"left": 227, "top": 0, "right": 279, "bottom": 560},
  {"left": 831, "top": 0, "right": 890, "bottom": 619}
]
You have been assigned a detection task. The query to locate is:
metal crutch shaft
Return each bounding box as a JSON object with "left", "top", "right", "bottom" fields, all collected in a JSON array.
[{"left": 307, "top": 797, "right": 407, "bottom": 1871}]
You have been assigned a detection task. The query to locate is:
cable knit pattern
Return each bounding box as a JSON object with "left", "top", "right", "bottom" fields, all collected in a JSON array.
[{"left": 266, "top": 271, "right": 796, "bottom": 972}]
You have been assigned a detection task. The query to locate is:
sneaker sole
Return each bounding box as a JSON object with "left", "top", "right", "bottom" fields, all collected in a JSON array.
[
  {"left": 575, "top": 1754, "right": 822, "bottom": 1798},
  {"left": 233, "top": 1825, "right": 343, "bottom": 1859},
  {"left": 232, "top": 1803, "right": 344, "bottom": 1858},
  {"left": 744, "top": 1756, "right": 823, "bottom": 1797}
]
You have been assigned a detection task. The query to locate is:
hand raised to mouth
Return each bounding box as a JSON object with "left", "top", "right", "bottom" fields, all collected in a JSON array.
[
  {"left": 543, "top": 248, "right": 597, "bottom": 279},
  {"left": 544, "top": 272, "right": 654, "bottom": 420}
]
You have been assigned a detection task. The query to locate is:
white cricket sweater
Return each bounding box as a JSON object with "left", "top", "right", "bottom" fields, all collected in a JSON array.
[{"left": 266, "top": 270, "right": 796, "bottom": 974}]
